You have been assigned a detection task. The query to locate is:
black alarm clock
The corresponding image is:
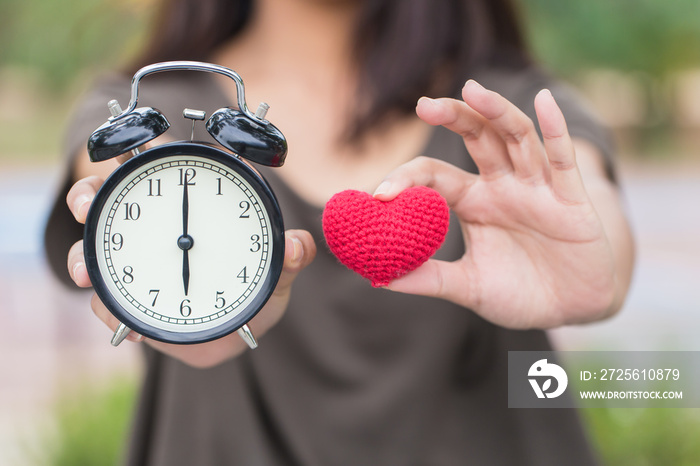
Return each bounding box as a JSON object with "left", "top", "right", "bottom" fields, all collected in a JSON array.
[{"left": 83, "top": 61, "right": 286, "bottom": 349}]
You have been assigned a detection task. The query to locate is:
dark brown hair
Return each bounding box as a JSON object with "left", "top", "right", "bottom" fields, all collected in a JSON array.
[{"left": 132, "top": 0, "right": 530, "bottom": 140}]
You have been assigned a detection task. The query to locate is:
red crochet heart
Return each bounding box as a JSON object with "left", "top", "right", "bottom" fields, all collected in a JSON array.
[{"left": 322, "top": 186, "right": 449, "bottom": 287}]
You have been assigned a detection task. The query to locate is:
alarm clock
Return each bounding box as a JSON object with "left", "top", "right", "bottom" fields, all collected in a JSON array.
[{"left": 83, "top": 61, "right": 287, "bottom": 349}]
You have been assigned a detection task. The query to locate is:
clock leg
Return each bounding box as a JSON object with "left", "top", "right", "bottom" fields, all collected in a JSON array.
[
  {"left": 237, "top": 324, "right": 258, "bottom": 349},
  {"left": 111, "top": 322, "right": 132, "bottom": 347}
]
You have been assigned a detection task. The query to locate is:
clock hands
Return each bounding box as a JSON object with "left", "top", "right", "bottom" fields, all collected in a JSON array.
[
  {"left": 178, "top": 170, "right": 194, "bottom": 295},
  {"left": 176, "top": 109, "right": 207, "bottom": 298}
]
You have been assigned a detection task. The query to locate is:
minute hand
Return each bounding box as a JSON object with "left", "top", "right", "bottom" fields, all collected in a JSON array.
[{"left": 183, "top": 176, "right": 189, "bottom": 236}]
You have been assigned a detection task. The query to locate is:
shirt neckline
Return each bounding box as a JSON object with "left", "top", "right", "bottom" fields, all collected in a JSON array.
[{"left": 203, "top": 73, "right": 441, "bottom": 213}]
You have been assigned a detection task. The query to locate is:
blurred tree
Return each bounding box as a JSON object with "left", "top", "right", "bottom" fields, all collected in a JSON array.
[
  {"left": 2, "top": 0, "right": 699, "bottom": 94},
  {"left": 0, "top": 0, "right": 154, "bottom": 161},
  {"left": 0, "top": 0, "right": 152, "bottom": 93},
  {"left": 521, "top": 0, "right": 700, "bottom": 78}
]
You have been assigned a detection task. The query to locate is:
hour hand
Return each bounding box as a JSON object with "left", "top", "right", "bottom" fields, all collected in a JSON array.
[
  {"left": 182, "top": 248, "right": 190, "bottom": 295},
  {"left": 178, "top": 226, "right": 194, "bottom": 295},
  {"left": 178, "top": 171, "right": 194, "bottom": 295}
]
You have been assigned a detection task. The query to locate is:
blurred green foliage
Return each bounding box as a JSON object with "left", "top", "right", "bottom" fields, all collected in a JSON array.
[
  {"left": 583, "top": 408, "right": 700, "bottom": 466},
  {"left": 33, "top": 377, "right": 138, "bottom": 466},
  {"left": 30, "top": 376, "right": 700, "bottom": 466},
  {"left": 1, "top": 0, "right": 698, "bottom": 96},
  {"left": 0, "top": 0, "right": 150, "bottom": 92},
  {"left": 0, "top": 0, "right": 152, "bottom": 161},
  {"left": 521, "top": 0, "right": 700, "bottom": 78}
]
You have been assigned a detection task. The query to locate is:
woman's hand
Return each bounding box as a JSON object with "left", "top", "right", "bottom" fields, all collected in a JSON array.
[
  {"left": 66, "top": 174, "right": 316, "bottom": 369},
  {"left": 374, "top": 80, "right": 634, "bottom": 329}
]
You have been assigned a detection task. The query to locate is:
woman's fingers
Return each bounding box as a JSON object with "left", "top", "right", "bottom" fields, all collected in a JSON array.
[
  {"left": 534, "top": 89, "right": 587, "bottom": 203},
  {"left": 373, "top": 156, "right": 477, "bottom": 206},
  {"left": 461, "top": 80, "right": 548, "bottom": 183},
  {"left": 415, "top": 81, "right": 556, "bottom": 185},
  {"left": 274, "top": 229, "right": 317, "bottom": 293},
  {"left": 66, "top": 175, "right": 103, "bottom": 223},
  {"left": 67, "top": 240, "right": 91, "bottom": 287},
  {"left": 245, "top": 229, "right": 315, "bottom": 336},
  {"left": 68, "top": 144, "right": 142, "bottom": 224},
  {"left": 416, "top": 97, "right": 513, "bottom": 178},
  {"left": 416, "top": 81, "right": 584, "bottom": 203}
]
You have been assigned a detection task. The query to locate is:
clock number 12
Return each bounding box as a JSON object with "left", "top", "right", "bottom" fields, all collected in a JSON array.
[{"left": 178, "top": 168, "right": 197, "bottom": 186}]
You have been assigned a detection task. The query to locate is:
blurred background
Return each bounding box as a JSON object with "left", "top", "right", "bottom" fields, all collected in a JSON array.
[{"left": 0, "top": 0, "right": 699, "bottom": 464}]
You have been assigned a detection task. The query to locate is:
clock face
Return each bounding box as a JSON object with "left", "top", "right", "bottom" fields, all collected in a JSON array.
[{"left": 84, "top": 143, "right": 284, "bottom": 344}]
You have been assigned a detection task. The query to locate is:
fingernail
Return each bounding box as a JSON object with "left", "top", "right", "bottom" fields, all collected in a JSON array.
[
  {"left": 418, "top": 96, "right": 438, "bottom": 108},
  {"left": 128, "top": 332, "right": 144, "bottom": 343},
  {"left": 466, "top": 79, "right": 485, "bottom": 90},
  {"left": 373, "top": 181, "right": 391, "bottom": 197},
  {"left": 75, "top": 194, "right": 92, "bottom": 220},
  {"left": 72, "top": 262, "right": 85, "bottom": 281},
  {"left": 291, "top": 237, "right": 303, "bottom": 264}
]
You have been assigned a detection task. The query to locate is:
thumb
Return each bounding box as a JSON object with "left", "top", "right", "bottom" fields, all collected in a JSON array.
[
  {"left": 243, "top": 229, "right": 316, "bottom": 342},
  {"left": 385, "top": 257, "right": 477, "bottom": 310},
  {"left": 275, "top": 229, "right": 317, "bottom": 292}
]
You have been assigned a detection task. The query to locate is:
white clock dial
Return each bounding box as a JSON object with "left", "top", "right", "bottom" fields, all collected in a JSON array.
[{"left": 93, "top": 154, "right": 274, "bottom": 335}]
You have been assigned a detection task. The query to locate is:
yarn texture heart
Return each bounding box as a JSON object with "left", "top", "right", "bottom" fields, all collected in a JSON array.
[{"left": 322, "top": 186, "right": 449, "bottom": 287}]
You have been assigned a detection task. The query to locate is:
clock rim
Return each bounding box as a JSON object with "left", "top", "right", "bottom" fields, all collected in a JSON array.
[{"left": 83, "top": 141, "right": 285, "bottom": 345}]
